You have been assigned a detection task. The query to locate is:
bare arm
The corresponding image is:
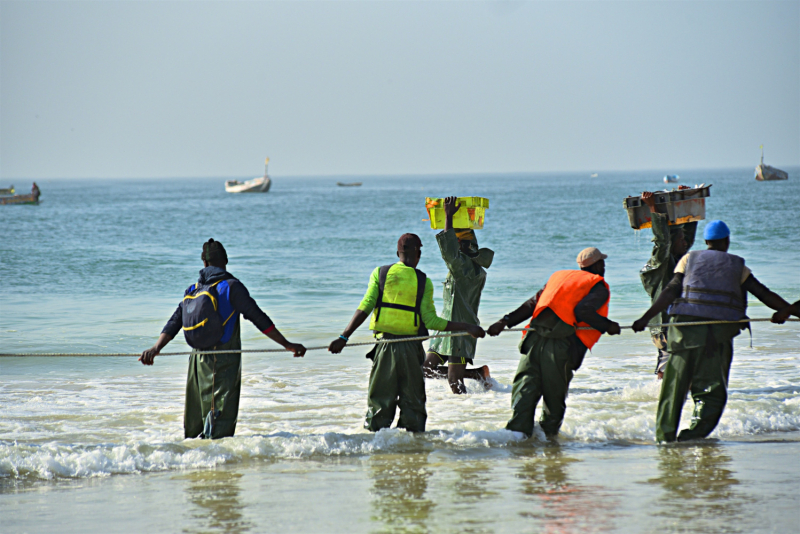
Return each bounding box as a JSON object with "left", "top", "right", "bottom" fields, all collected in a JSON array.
[
  {"left": 328, "top": 309, "right": 370, "bottom": 353},
  {"left": 632, "top": 273, "right": 684, "bottom": 331},
  {"left": 264, "top": 327, "right": 306, "bottom": 357},
  {"left": 139, "top": 332, "right": 174, "bottom": 366}
]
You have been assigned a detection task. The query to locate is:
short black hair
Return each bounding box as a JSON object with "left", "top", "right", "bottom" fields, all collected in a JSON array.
[{"left": 202, "top": 238, "right": 228, "bottom": 267}]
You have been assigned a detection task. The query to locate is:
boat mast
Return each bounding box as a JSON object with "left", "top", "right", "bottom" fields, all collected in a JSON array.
[
  {"left": 264, "top": 157, "right": 270, "bottom": 178},
  {"left": 760, "top": 145, "right": 764, "bottom": 166}
]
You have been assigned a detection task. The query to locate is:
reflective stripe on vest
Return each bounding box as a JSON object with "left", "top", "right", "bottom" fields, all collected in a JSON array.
[
  {"left": 527, "top": 269, "right": 609, "bottom": 350},
  {"left": 369, "top": 263, "right": 429, "bottom": 336},
  {"left": 667, "top": 250, "right": 747, "bottom": 321}
]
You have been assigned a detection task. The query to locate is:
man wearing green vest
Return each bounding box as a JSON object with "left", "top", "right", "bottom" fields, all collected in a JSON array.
[{"left": 328, "top": 233, "right": 485, "bottom": 432}]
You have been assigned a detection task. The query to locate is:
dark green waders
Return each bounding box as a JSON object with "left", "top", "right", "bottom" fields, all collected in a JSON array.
[
  {"left": 184, "top": 323, "right": 243, "bottom": 439},
  {"left": 506, "top": 331, "right": 574, "bottom": 438},
  {"left": 655, "top": 318, "right": 739, "bottom": 443},
  {"left": 365, "top": 339, "right": 427, "bottom": 433}
]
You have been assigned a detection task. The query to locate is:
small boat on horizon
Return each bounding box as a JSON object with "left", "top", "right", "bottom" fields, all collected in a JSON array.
[
  {"left": 225, "top": 158, "right": 272, "bottom": 193},
  {"left": 336, "top": 182, "right": 362, "bottom": 187},
  {"left": 0, "top": 185, "right": 15, "bottom": 196},
  {"left": 590, "top": 173, "right": 598, "bottom": 178},
  {"left": 663, "top": 175, "right": 679, "bottom": 184},
  {"left": 755, "top": 145, "right": 788, "bottom": 181},
  {"left": 1, "top": 183, "right": 40, "bottom": 205}
]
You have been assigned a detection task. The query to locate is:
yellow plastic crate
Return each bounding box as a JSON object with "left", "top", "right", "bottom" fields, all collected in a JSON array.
[{"left": 425, "top": 197, "right": 489, "bottom": 230}]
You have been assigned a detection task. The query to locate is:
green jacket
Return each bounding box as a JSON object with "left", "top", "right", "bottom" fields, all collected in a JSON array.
[
  {"left": 639, "top": 212, "right": 697, "bottom": 329},
  {"left": 428, "top": 229, "right": 493, "bottom": 359}
]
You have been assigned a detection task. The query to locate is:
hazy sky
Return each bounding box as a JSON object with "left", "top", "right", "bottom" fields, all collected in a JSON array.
[{"left": 1, "top": 1, "right": 798, "bottom": 179}]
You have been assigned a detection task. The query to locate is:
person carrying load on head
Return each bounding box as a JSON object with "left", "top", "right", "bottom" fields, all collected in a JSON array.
[
  {"left": 139, "top": 239, "right": 306, "bottom": 440},
  {"left": 328, "top": 233, "right": 485, "bottom": 433},
  {"left": 632, "top": 221, "right": 792, "bottom": 443},
  {"left": 639, "top": 189, "right": 698, "bottom": 379},
  {"left": 422, "top": 196, "right": 494, "bottom": 394},
  {"left": 487, "top": 248, "right": 621, "bottom": 438}
]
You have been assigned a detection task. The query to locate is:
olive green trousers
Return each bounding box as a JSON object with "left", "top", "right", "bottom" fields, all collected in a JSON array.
[
  {"left": 365, "top": 340, "right": 427, "bottom": 432},
  {"left": 506, "top": 332, "right": 574, "bottom": 438},
  {"left": 655, "top": 340, "right": 733, "bottom": 443},
  {"left": 184, "top": 353, "right": 242, "bottom": 439}
]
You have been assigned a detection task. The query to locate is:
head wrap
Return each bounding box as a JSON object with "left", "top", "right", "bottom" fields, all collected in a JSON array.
[{"left": 455, "top": 228, "right": 476, "bottom": 241}]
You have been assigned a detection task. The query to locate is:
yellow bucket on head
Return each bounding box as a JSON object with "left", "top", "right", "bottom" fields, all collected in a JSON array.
[{"left": 424, "top": 197, "right": 489, "bottom": 230}]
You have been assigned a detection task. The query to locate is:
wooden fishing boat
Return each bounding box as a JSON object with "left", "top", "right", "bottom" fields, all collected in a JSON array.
[
  {"left": 663, "top": 175, "right": 679, "bottom": 184},
  {"left": 1, "top": 193, "right": 39, "bottom": 205},
  {"left": 1, "top": 183, "right": 39, "bottom": 205},
  {"left": 755, "top": 145, "right": 788, "bottom": 181},
  {"left": 336, "top": 182, "right": 362, "bottom": 187},
  {"left": 226, "top": 158, "right": 272, "bottom": 193}
]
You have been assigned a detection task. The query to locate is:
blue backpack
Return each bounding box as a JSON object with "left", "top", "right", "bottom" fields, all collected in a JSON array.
[{"left": 181, "top": 279, "right": 237, "bottom": 349}]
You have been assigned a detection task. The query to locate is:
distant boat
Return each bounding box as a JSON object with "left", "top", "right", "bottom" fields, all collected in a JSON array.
[
  {"left": 1, "top": 183, "right": 40, "bottom": 205},
  {"left": 663, "top": 175, "right": 679, "bottom": 183},
  {"left": 755, "top": 145, "right": 788, "bottom": 181},
  {"left": 590, "top": 173, "right": 598, "bottom": 178},
  {"left": 225, "top": 158, "right": 272, "bottom": 193},
  {"left": 336, "top": 182, "right": 362, "bottom": 187},
  {"left": 0, "top": 185, "right": 14, "bottom": 196}
]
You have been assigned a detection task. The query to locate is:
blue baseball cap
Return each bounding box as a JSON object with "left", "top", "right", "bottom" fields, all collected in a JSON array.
[{"left": 703, "top": 220, "right": 730, "bottom": 240}]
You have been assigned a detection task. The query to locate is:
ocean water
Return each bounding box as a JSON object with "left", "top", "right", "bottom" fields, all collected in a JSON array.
[{"left": 1, "top": 170, "right": 799, "bottom": 533}]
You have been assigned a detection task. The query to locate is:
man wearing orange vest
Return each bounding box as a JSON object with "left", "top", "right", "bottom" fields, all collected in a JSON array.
[{"left": 487, "top": 247, "right": 621, "bottom": 437}]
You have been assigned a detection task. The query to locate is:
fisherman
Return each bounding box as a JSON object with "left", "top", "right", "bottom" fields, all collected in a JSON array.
[
  {"left": 632, "top": 221, "right": 791, "bottom": 442},
  {"left": 487, "top": 247, "right": 621, "bottom": 438},
  {"left": 639, "top": 189, "right": 697, "bottom": 379},
  {"left": 140, "top": 239, "right": 306, "bottom": 439},
  {"left": 422, "top": 196, "right": 494, "bottom": 394},
  {"left": 31, "top": 182, "right": 40, "bottom": 201},
  {"left": 328, "top": 233, "right": 485, "bottom": 432}
]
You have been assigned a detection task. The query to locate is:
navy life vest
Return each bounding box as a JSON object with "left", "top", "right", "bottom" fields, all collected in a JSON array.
[
  {"left": 181, "top": 278, "right": 237, "bottom": 349},
  {"left": 668, "top": 250, "right": 747, "bottom": 321}
]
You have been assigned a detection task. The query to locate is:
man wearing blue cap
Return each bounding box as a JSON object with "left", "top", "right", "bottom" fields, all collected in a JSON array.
[{"left": 632, "top": 221, "right": 792, "bottom": 442}]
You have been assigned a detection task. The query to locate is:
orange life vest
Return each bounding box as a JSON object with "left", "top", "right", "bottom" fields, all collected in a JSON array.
[{"left": 525, "top": 270, "right": 610, "bottom": 349}]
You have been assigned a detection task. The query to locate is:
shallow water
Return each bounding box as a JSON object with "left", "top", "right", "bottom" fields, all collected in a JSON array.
[{"left": 1, "top": 170, "right": 799, "bottom": 532}]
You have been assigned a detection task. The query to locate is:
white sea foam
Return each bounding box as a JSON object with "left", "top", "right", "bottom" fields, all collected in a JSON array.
[{"left": 0, "top": 428, "right": 530, "bottom": 480}]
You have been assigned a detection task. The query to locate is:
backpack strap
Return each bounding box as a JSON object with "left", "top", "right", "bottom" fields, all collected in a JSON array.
[
  {"left": 413, "top": 269, "right": 428, "bottom": 336},
  {"left": 374, "top": 265, "right": 393, "bottom": 323}
]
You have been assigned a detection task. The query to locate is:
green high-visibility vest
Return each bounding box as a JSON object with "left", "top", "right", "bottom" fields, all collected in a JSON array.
[{"left": 369, "top": 263, "right": 429, "bottom": 336}]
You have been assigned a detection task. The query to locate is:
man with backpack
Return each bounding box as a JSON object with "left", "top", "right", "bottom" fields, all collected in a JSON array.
[
  {"left": 140, "top": 239, "right": 306, "bottom": 439},
  {"left": 328, "top": 233, "right": 485, "bottom": 432}
]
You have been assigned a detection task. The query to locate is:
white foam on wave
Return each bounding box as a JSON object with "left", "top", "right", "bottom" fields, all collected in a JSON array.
[{"left": 0, "top": 427, "right": 529, "bottom": 480}]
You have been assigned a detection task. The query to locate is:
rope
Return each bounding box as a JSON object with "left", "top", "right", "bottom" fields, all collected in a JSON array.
[{"left": 0, "top": 318, "right": 796, "bottom": 358}]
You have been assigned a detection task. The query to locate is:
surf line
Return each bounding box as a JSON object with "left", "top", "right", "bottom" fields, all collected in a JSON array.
[{"left": 0, "top": 318, "right": 796, "bottom": 358}]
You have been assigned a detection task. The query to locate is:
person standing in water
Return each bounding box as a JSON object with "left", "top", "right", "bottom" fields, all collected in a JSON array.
[
  {"left": 423, "top": 196, "right": 494, "bottom": 394},
  {"left": 632, "top": 221, "right": 791, "bottom": 442},
  {"left": 639, "top": 189, "right": 697, "bottom": 379},
  {"left": 487, "top": 247, "right": 621, "bottom": 438},
  {"left": 140, "top": 239, "right": 306, "bottom": 439},
  {"left": 328, "top": 233, "right": 485, "bottom": 432}
]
